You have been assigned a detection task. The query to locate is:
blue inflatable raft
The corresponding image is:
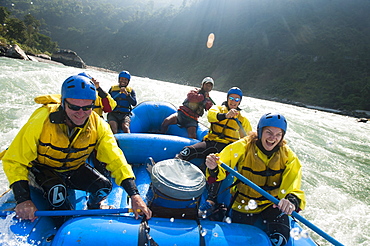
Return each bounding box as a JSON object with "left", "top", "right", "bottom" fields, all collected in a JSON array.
[{"left": 0, "top": 101, "right": 318, "bottom": 246}]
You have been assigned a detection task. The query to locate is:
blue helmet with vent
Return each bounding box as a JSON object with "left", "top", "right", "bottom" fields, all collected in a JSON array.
[
  {"left": 77, "top": 72, "right": 93, "bottom": 79},
  {"left": 257, "top": 113, "right": 287, "bottom": 139},
  {"left": 61, "top": 75, "right": 96, "bottom": 105}
]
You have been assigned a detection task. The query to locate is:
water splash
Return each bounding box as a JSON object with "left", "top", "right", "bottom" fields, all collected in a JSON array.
[
  {"left": 0, "top": 214, "right": 31, "bottom": 246},
  {"left": 290, "top": 227, "right": 301, "bottom": 240},
  {"left": 248, "top": 200, "right": 257, "bottom": 210}
]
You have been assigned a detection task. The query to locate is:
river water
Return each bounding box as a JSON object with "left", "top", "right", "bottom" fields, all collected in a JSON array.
[{"left": 0, "top": 57, "right": 369, "bottom": 245}]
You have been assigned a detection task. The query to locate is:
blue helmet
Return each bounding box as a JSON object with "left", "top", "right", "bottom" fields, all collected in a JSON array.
[
  {"left": 78, "top": 72, "right": 93, "bottom": 79},
  {"left": 227, "top": 87, "right": 243, "bottom": 99},
  {"left": 257, "top": 113, "right": 287, "bottom": 139},
  {"left": 119, "top": 71, "right": 131, "bottom": 81},
  {"left": 61, "top": 75, "right": 96, "bottom": 105}
]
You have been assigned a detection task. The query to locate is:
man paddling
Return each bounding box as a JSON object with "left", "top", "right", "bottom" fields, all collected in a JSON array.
[{"left": 2, "top": 74, "right": 151, "bottom": 222}]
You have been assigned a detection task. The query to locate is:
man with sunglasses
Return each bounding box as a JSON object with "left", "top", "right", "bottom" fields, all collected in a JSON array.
[
  {"left": 175, "top": 87, "right": 252, "bottom": 218},
  {"left": 2, "top": 74, "right": 152, "bottom": 223}
]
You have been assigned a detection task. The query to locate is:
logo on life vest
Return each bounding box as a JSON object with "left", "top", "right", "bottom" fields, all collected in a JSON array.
[
  {"left": 180, "top": 147, "right": 190, "bottom": 157},
  {"left": 270, "top": 232, "right": 287, "bottom": 246},
  {"left": 48, "top": 184, "right": 67, "bottom": 207}
]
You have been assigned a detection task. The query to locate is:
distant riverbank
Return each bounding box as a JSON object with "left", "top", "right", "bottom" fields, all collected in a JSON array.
[
  {"left": 259, "top": 96, "right": 370, "bottom": 120},
  {"left": 19, "top": 55, "right": 370, "bottom": 122},
  {"left": 29, "top": 55, "right": 117, "bottom": 74}
]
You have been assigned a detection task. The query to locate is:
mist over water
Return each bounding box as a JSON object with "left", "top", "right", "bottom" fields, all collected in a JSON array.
[{"left": 0, "top": 57, "right": 369, "bottom": 245}]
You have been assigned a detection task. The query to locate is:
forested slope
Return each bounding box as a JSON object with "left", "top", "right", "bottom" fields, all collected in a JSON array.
[{"left": 2, "top": 0, "right": 369, "bottom": 111}]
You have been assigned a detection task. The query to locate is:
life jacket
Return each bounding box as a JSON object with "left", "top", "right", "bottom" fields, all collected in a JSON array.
[
  {"left": 110, "top": 85, "right": 133, "bottom": 113},
  {"left": 181, "top": 97, "right": 206, "bottom": 117},
  {"left": 34, "top": 94, "right": 61, "bottom": 104},
  {"left": 34, "top": 102, "right": 99, "bottom": 172},
  {"left": 232, "top": 144, "right": 289, "bottom": 214},
  {"left": 203, "top": 106, "right": 242, "bottom": 144}
]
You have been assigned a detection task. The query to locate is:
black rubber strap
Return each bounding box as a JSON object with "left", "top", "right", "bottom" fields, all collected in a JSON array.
[{"left": 120, "top": 178, "right": 139, "bottom": 197}]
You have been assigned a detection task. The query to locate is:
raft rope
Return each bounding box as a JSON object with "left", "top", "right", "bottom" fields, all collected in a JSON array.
[{"left": 138, "top": 217, "right": 159, "bottom": 246}]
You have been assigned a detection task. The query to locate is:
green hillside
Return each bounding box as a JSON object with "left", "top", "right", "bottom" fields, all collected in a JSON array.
[{"left": 2, "top": 0, "right": 369, "bottom": 111}]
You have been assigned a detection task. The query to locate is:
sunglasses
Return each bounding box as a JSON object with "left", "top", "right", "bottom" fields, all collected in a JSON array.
[
  {"left": 228, "top": 96, "right": 241, "bottom": 102},
  {"left": 65, "top": 100, "right": 94, "bottom": 111}
]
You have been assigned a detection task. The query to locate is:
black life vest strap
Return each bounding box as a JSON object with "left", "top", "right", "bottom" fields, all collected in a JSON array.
[{"left": 220, "top": 179, "right": 241, "bottom": 218}]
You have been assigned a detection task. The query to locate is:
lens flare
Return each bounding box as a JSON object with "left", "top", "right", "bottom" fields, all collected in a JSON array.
[{"left": 207, "top": 33, "right": 215, "bottom": 48}]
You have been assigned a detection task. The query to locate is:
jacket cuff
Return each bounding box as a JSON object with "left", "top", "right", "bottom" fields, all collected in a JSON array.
[
  {"left": 120, "top": 178, "right": 139, "bottom": 197},
  {"left": 208, "top": 166, "right": 219, "bottom": 177},
  {"left": 286, "top": 193, "right": 301, "bottom": 211},
  {"left": 217, "top": 113, "right": 227, "bottom": 121},
  {"left": 11, "top": 180, "right": 31, "bottom": 204}
]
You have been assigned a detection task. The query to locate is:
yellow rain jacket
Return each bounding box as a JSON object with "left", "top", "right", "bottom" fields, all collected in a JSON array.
[
  {"left": 93, "top": 89, "right": 117, "bottom": 116},
  {"left": 2, "top": 98, "right": 134, "bottom": 188},
  {"left": 207, "top": 137, "right": 306, "bottom": 214},
  {"left": 203, "top": 105, "right": 252, "bottom": 144}
]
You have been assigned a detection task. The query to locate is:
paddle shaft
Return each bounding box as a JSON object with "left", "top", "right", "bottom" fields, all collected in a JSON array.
[
  {"left": 220, "top": 163, "right": 344, "bottom": 246},
  {"left": 0, "top": 208, "right": 133, "bottom": 217},
  {"left": 208, "top": 96, "right": 216, "bottom": 105},
  {"left": 234, "top": 118, "right": 247, "bottom": 136}
]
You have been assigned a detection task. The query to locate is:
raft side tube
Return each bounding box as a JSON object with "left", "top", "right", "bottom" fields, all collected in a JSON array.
[
  {"left": 130, "top": 101, "right": 177, "bottom": 133},
  {"left": 51, "top": 216, "right": 272, "bottom": 246},
  {"left": 129, "top": 101, "right": 209, "bottom": 141},
  {"left": 115, "top": 133, "right": 200, "bottom": 164}
]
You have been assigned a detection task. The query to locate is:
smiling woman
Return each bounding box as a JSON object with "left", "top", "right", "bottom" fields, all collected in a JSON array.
[
  {"left": 204, "top": 112, "right": 305, "bottom": 246},
  {"left": 260, "top": 126, "right": 284, "bottom": 151}
]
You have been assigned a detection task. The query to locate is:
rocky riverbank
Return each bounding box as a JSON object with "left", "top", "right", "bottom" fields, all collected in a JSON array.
[{"left": 30, "top": 54, "right": 117, "bottom": 74}]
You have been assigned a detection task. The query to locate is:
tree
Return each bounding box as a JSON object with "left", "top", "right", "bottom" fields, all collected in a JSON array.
[
  {"left": 0, "top": 6, "right": 10, "bottom": 24},
  {"left": 23, "top": 14, "right": 40, "bottom": 47},
  {"left": 4, "top": 17, "right": 27, "bottom": 42},
  {"left": 0, "top": 6, "right": 10, "bottom": 37}
]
